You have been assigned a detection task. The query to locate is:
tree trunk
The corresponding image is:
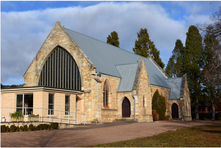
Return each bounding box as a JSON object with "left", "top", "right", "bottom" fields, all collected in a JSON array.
[
  {"left": 212, "top": 101, "right": 215, "bottom": 121},
  {"left": 195, "top": 98, "right": 199, "bottom": 120}
]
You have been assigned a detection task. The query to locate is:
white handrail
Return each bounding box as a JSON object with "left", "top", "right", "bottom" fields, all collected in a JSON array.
[{"left": 1, "top": 107, "right": 85, "bottom": 124}]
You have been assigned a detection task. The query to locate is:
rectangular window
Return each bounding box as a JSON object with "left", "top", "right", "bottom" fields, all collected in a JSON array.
[
  {"left": 65, "top": 95, "right": 70, "bottom": 115},
  {"left": 24, "top": 94, "right": 33, "bottom": 115},
  {"left": 48, "top": 94, "right": 54, "bottom": 115},
  {"left": 16, "top": 94, "right": 23, "bottom": 113},
  {"left": 16, "top": 94, "right": 33, "bottom": 115}
]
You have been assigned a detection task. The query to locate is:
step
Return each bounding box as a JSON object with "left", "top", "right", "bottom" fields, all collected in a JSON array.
[{"left": 114, "top": 118, "right": 138, "bottom": 123}]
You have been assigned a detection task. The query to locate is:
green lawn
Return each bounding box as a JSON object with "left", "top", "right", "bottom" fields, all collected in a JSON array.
[{"left": 91, "top": 125, "right": 221, "bottom": 147}]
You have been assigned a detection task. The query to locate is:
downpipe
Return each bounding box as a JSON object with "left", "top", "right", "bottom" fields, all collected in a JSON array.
[{"left": 132, "top": 91, "right": 136, "bottom": 121}]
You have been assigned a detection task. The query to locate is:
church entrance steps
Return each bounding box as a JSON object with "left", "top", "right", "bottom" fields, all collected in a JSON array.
[
  {"left": 113, "top": 118, "right": 138, "bottom": 123},
  {"left": 172, "top": 118, "right": 182, "bottom": 121}
]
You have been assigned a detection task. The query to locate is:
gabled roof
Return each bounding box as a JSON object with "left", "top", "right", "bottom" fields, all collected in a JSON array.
[
  {"left": 116, "top": 63, "right": 138, "bottom": 92},
  {"left": 165, "top": 78, "right": 183, "bottom": 99},
  {"left": 65, "top": 28, "right": 171, "bottom": 88}
]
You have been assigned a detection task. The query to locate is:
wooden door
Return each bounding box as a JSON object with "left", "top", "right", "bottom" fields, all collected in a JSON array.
[
  {"left": 122, "top": 97, "right": 131, "bottom": 117},
  {"left": 172, "top": 103, "right": 179, "bottom": 119}
]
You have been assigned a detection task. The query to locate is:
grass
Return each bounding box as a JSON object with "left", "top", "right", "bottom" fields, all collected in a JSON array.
[{"left": 90, "top": 125, "right": 221, "bottom": 147}]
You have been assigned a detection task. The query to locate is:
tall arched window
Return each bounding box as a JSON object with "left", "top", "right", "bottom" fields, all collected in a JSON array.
[
  {"left": 38, "top": 46, "right": 81, "bottom": 90},
  {"left": 143, "top": 96, "right": 145, "bottom": 107},
  {"left": 103, "top": 80, "right": 109, "bottom": 107}
]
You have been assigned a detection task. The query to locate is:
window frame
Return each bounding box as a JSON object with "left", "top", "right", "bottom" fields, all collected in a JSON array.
[
  {"left": 103, "top": 80, "right": 109, "bottom": 107},
  {"left": 16, "top": 93, "right": 33, "bottom": 115},
  {"left": 48, "top": 94, "right": 54, "bottom": 115},
  {"left": 65, "top": 95, "right": 70, "bottom": 115}
]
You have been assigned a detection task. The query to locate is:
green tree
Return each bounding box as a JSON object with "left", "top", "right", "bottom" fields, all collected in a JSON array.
[
  {"left": 152, "top": 90, "right": 166, "bottom": 120},
  {"left": 184, "top": 25, "right": 203, "bottom": 120},
  {"left": 165, "top": 55, "right": 175, "bottom": 78},
  {"left": 133, "top": 28, "right": 165, "bottom": 69},
  {"left": 106, "top": 31, "right": 120, "bottom": 47},
  {"left": 165, "top": 39, "right": 184, "bottom": 78}
]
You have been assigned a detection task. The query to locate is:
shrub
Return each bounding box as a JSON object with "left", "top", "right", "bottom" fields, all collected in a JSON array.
[
  {"left": 36, "top": 125, "right": 41, "bottom": 130},
  {"left": 152, "top": 109, "right": 159, "bottom": 121},
  {"left": 159, "top": 96, "right": 166, "bottom": 120},
  {"left": 6, "top": 126, "right": 10, "bottom": 132},
  {"left": 43, "top": 124, "right": 49, "bottom": 130},
  {"left": 50, "top": 122, "right": 59, "bottom": 129},
  {"left": 16, "top": 126, "right": 20, "bottom": 131},
  {"left": 29, "top": 124, "right": 35, "bottom": 131},
  {"left": 10, "top": 111, "right": 23, "bottom": 121},
  {"left": 164, "top": 115, "right": 170, "bottom": 120},
  {"left": 24, "top": 125, "right": 28, "bottom": 131},
  {"left": 152, "top": 90, "right": 166, "bottom": 120},
  {"left": 20, "top": 126, "right": 24, "bottom": 131},
  {"left": 10, "top": 125, "right": 17, "bottom": 132},
  {"left": 39, "top": 124, "right": 44, "bottom": 130},
  {"left": 1, "top": 125, "right": 7, "bottom": 132},
  {"left": 28, "top": 114, "right": 39, "bottom": 118}
]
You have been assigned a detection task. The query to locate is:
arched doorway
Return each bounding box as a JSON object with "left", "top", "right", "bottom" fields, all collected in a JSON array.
[
  {"left": 172, "top": 103, "right": 179, "bottom": 119},
  {"left": 122, "top": 97, "right": 131, "bottom": 117}
]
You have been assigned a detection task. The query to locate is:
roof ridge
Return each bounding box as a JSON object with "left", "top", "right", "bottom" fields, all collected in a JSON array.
[
  {"left": 115, "top": 62, "right": 138, "bottom": 66},
  {"left": 165, "top": 77, "right": 183, "bottom": 80}
]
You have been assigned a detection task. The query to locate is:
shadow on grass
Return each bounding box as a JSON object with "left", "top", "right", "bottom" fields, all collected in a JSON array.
[{"left": 201, "top": 130, "right": 221, "bottom": 134}]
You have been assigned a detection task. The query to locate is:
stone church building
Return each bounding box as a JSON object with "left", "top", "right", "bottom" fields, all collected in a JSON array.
[{"left": 1, "top": 22, "right": 192, "bottom": 123}]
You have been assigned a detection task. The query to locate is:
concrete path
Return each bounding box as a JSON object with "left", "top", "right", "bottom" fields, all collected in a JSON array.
[{"left": 1, "top": 121, "right": 220, "bottom": 147}]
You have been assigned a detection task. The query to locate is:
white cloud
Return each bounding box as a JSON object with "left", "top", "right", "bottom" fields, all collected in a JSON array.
[{"left": 1, "top": 2, "right": 214, "bottom": 85}]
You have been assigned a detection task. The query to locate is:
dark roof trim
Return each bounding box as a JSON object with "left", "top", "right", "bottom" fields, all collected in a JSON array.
[
  {"left": 1, "top": 86, "right": 84, "bottom": 94},
  {"left": 150, "top": 83, "right": 171, "bottom": 89}
]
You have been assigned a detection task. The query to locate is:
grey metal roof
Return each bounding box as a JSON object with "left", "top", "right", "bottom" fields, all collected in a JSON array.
[
  {"left": 65, "top": 28, "right": 170, "bottom": 88},
  {"left": 116, "top": 63, "right": 138, "bottom": 92},
  {"left": 165, "top": 78, "right": 183, "bottom": 99}
]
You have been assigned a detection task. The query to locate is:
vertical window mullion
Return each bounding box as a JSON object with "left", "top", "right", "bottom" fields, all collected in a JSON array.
[
  {"left": 73, "top": 62, "right": 75, "bottom": 90},
  {"left": 22, "top": 94, "right": 24, "bottom": 115},
  {"left": 75, "top": 65, "right": 78, "bottom": 90},
  {"left": 70, "top": 58, "right": 73, "bottom": 89},
  {"left": 67, "top": 54, "right": 69, "bottom": 89},
  {"left": 63, "top": 51, "right": 67, "bottom": 88},
  {"left": 48, "top": 57, "right": 51, "bottom": 87},
  {"left": 59, "top": 48, "right": 62, "bottom": 88}
]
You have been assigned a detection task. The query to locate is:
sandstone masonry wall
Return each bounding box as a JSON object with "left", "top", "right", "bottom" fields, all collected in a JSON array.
[{"left": 151, "top": 85, "right": 170, "bottom": 115}]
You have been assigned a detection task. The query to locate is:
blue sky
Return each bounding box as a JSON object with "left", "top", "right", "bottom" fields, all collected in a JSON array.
[{"left": 1, "top": 1, "right": 220, "bottom": 85}]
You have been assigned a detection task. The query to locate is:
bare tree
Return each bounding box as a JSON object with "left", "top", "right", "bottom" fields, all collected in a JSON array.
[{"left": 201, "top": 7, "right": 221, "bottom": 120}]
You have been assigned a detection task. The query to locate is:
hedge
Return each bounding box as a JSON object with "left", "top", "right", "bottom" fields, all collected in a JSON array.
[
  {"left": 1, "top": 123, "right": 59, "bottom": 133},
  {"left": 152, "top": 90, "right": 166, "bottom": 120}
]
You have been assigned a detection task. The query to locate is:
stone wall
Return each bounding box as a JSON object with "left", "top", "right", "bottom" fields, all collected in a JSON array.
[
  {"left": 181, "top": 74, "right": 192, "bottom": 121},
  {"left": 23, "top": 22, "right": 97, "bottom": 122},
  {"left": 132, "top": 58, "right": 153, "bottom": 122},
  {"left": 151, "top": 85, "right": 170, "bottom": 115},
  {"left": 91, "top": 74, "right": 120, "bottom": 122},
  {"left": 24, "top": 22, "right": 96, "bottom": 92},
  {"left": 168, "top": 99, "right": 182, "bottom": 119}
]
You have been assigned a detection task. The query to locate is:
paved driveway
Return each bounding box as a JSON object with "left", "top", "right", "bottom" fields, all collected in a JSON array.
[{"left": 1, "top": 121, "right": 220, "bottom": 147}]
